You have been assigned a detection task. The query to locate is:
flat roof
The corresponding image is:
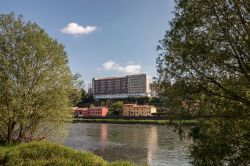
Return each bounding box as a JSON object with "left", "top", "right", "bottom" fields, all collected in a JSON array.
[
  {"left": 124, "top": 104, "right": 155, "bottom": 108},
  {"left": 93, "top": 74, "right": 147, "bottom": 80},
  {"left": 88, "top": 107, "right": 107, "bottom": 109},
  {"left": 74, "top": 108, "right": 88, "bottom": 110},
  {"left": 95, "top": 76, "right": 127, "bottom": 80}
]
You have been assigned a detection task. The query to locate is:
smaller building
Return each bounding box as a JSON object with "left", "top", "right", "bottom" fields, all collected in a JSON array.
[
  {"left": 122, "top": 104, "right": 157, "bottom": 116},
  {"left": 88, "top": 107, "right": 109, "bottom": 117},
  {"left": 74, "top": 107, "right": 108, "bottom": 117},
  {"left": 74, "top": 108, "right": 88, "bottom": 117}
]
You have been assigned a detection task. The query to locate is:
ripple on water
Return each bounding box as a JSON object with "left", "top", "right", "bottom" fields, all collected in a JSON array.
[{"left": 64, "top": 123, "right": 192, "bottom": 166}]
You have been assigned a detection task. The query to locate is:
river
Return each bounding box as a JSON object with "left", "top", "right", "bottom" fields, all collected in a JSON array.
[{"left": 64, "top": 123, "right": 191, "bottom": 166}]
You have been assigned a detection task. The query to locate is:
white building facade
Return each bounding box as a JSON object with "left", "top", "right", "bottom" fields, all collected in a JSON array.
[{"left": 92, "top": 74, "right": 151, "bottom": 99}]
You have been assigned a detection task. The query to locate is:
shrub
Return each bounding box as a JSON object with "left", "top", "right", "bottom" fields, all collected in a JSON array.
[{"left": 0, "top": 141, "right": 137, "bottom": 166}]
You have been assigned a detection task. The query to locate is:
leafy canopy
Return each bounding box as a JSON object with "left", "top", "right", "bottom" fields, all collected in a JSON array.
[
  {"left": 156, "top": 1, "right": 250, "bottom": 164},
  {"left": 157, "top": 0, "right": 250, "bottom": 115},
  {"left": 0, "top": 13, "right": 75, "bottom": 143}
]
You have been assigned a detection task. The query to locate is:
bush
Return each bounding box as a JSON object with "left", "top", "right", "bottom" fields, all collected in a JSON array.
[
  {"left": 0, "top": 141, "right": 136, "bottom": 166},
  {"left": 110, "top": 161, "right": 137, "bottom": 166}
]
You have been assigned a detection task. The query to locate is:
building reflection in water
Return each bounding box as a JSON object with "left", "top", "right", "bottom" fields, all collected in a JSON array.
[
  {"left": 65, "top": 123, "right": 191, "bottom": 165},
  {"left": 100, "top": 124, "right": 108, "bottom": 151},
  {"left": 99, "top": 124, "right": 159, "bottom": 164},
  {"left": 146, "top": 126, "right": 158, "bottom": 165}
]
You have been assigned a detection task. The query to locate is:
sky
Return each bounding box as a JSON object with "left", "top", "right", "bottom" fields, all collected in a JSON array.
[{"left": 0, "top": 0, "right": 175, "bottom": 85}]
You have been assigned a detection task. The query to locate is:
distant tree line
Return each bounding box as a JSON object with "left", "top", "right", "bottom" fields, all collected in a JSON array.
[{"left": 75, "top": 92, "right": 168, "bottom": 116}]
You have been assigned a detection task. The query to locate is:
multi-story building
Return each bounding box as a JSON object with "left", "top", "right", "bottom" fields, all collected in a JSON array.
[
  {"left": 127, "top": 74, "right": 151, "bottom": 97},
  {"left": 122, "top": 104, "right": 157, "bottom": 116},
  {"left": 92, "top": 74, "right": 151, "bottom": 99},
  {"left": 92, "top": 76, "right": 128, "bottom": 98},
  {"left": 74, "top": 107, "right": 109, "bottom": 117}
]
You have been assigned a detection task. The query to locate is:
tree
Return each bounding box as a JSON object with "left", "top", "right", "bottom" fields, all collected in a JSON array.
[
  {"left": 156, "top": 1, "right": 250, "bottom": 164},
  {"left": 109, "top": 101, "right": 124, "bottom": 116},
  {"left": 69, "top": 73, "right": 84, "bottom": 106},
  {"left": 89, "top": 104, "right": 95, "bottom": 108},
  {"left": 190, "top": 119, "right": 250, "bottom": 165},
  {"left": 0, "top": 13, "right": 74, "bottom": 143},
  {"left": 156, "top": 0, "right": 250, "bottom": 115}
]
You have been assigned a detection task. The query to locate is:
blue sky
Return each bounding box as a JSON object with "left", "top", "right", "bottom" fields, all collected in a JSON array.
[{"left": 1, "top": 0, "right": 175, "bottom": 84}]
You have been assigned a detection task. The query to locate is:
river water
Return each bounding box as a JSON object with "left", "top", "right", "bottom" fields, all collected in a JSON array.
[{"left": 64, "top": 123, "right": 191, "bottom": 166}]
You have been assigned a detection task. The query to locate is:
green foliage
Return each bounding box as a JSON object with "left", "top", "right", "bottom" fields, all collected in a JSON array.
[
  {"left": 77, "top": 92, "right": 95, "bottom": 107},
  {"left": 0, "top": 13, "right": 74, "bottom": 143},
  {"left": 156, "top": 1, "right": 250, "bottom": 164},
  {"left": 0, "top": 141, "right": 136, "bottom": 166},
  {"left": 110, "top": 161, "right": 137, "bottom": 166},
  {"left": 156, "top": 0, "right": 250, "bottom": 115},
  {"left": 126, "top": 97, "right": 151, "bottom": 105},
  {"left": 190, "top": 118, "right": 250, "bottom": 165},
  {"left": 69, "top": 73, "right": 84, "bottom": 106},
  {"left": 109, "top": 101, "right": 124, "bottom": 116},
  {"left": 86, "top": 97, "right": 163, "bottom": 109}
]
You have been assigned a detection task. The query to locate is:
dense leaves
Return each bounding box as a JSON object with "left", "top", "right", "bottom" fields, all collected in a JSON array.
[
  {"left": 0, "top": 13, "right": 74, "bottom": 143},
  {"left": 190, "top": 119, "right": 250, "bottom": 165},
  {"left": 109, "top": 101, "right": 124, "bottom": 116},
  {"left": 156, "top": 0, "right": 250, "bottom": 165},
  {"left": 0, "top": 141, "right": 136, "bottom": 166},
  {"left": 157, "top": 0, "right": 250, "bottom": 115}
]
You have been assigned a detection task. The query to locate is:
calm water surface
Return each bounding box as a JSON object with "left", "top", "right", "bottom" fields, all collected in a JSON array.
[{"left": 64, "top": 123, "right": 191, "bottom": 166}]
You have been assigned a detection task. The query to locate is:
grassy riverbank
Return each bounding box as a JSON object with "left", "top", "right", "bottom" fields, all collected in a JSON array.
[
  {"left": 73, "top": 118, "right": 196, "bottom": 125},
  {"left": 0, "top": 141, "right": 136, "bottom": 166}
]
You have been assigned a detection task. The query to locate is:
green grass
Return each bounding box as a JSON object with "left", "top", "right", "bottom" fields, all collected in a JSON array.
[
  {"left": 73, "top": 118, "right": 196, "bottom": 125},
  {"left": 0, "top": 141, "right": 137, "bottom": 166}
]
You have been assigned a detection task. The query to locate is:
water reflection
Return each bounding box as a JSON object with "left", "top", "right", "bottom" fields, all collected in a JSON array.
[
  {"left": 146, "top": 126, "right": 158, "bottom": 164},
  {"left": 64, "top": 120, "right": 250, "bottom": 165},
  {"left": 100, "top": 124, "right": 108, "bottom": 151},
  {"left": 64, "top": 123, "right": 191, "bottom": 166},
  {"left": 96, "top": 124, "right": 159, "bottom": 165}
]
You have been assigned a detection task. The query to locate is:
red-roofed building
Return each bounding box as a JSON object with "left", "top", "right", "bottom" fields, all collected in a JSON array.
[
  {"left": 88, "top": 107, "right": 109, "bottom": 116},
  {"left": 74, "top": 107, "right": 109, "bottom": 117},
  {"left": 122, "top": 104, "right": 157, "bottom": 116}
]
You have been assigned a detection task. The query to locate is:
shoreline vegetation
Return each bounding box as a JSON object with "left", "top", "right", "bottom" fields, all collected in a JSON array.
[
  {"left": 0, "top": 141, "right": 136, "bottom": 166},
  {"left": 73, "top": 118, "right": 197, "bottom": 126}
]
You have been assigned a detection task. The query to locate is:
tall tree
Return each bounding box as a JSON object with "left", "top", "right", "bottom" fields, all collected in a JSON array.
[
  {"left": 157, "top": 0, "right": 250, "bottom": 115},
  {"left": 69, "top": 73, "right": 84, "bottom": 106},
  {"left": 0, "top": 13, "right": 75, "bottom": 143}
]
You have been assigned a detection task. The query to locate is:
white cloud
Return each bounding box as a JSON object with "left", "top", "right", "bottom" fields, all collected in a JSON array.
[
  {"left": 100, "top": 60, "right": 141, "bottom": 74},
  {"left": 117, "top": 65, "right": 141, "bottom": 74},
  {"left": 96, "top": 67, "right": 102, "bottom": 71},
  {"left": 61, "top": 23, "right": 97, "bottom": 35},
  {"left": 103, "top": 61, "right": 115, "bottom": 70}
]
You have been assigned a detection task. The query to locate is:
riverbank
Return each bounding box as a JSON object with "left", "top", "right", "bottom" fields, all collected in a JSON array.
[
  {"left": 0, "top": 141, "right": 135, "bottom": 166},
  {"left": 73, "top": 118, "right": 196, "bottom": 125}
]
